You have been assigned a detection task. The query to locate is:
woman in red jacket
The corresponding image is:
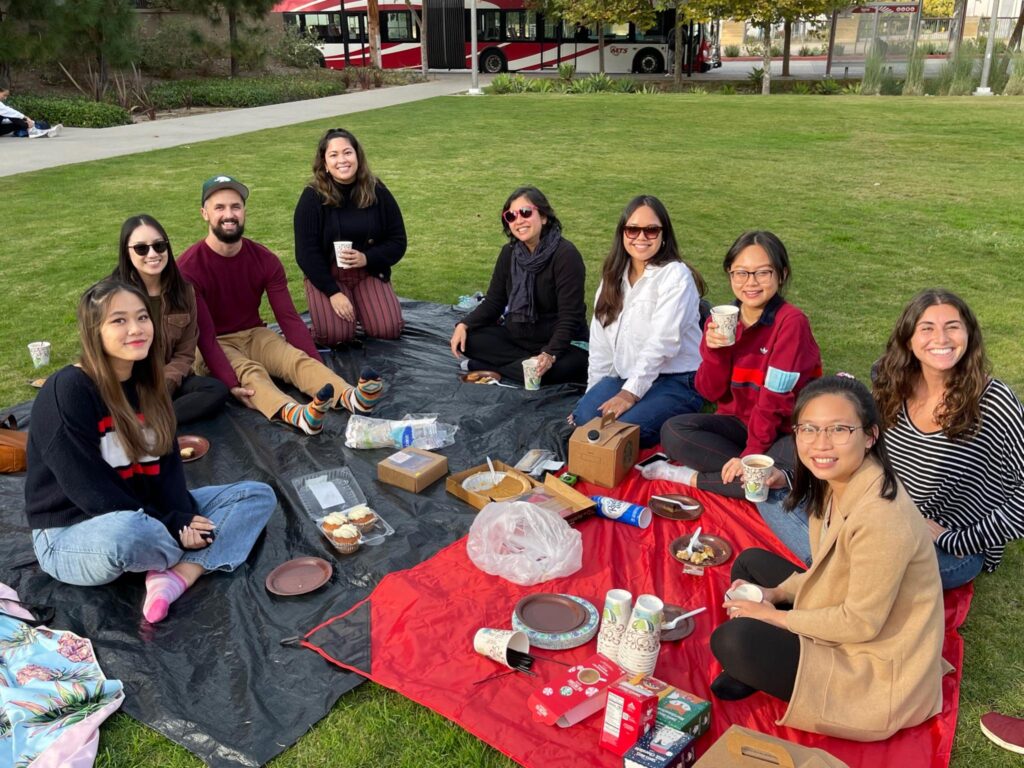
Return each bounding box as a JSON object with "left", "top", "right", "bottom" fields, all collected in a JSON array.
[{"left": 656, "top": 231, "right": 822, "bottom": 498}]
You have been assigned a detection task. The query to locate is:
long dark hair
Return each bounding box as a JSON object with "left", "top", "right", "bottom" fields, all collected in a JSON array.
[
  {"left": 500, "top": 186, "right": 561, "bottom": 242},
  {"left": 594, "top": 195, "right": 707, "bottom": 327},
  {"left": 114, "top": 214, "right": 191, "bottom": 314},
  {"left": 873, "top": 289, "right": 989, "bottom": 441},
  {"left": 723, "top": 230, "right": 791, "bottom": 293},
  {"left": 77, "top": 279, "right": 176, "bottom": 462},
  {"left": 309, "top": 127, "right": 377, "bottom": 208},
  {"left": 785, "top": 375, "right": 898, "bottom": 519}
]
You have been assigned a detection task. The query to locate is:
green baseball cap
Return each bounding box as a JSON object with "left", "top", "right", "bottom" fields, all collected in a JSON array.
[{"left": 201, "top": 175, "right": 249, "bottom": 205}]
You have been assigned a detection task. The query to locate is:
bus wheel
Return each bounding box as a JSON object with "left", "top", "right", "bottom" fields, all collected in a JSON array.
[
  {"left": 480, "top": 50, "right": 506, "bottom": 74},
  {"left": 633, "top": 49, "right": 664, "bottom": 74}
]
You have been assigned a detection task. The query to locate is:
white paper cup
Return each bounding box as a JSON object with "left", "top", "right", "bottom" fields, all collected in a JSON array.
[
  {"left": 473, "top": 628, "right": 529, "bottom": 668},
  {"left": 522, "top": 357, "right": 541, "bottom": 391},
  {"left": 334, "top": 240, "right": 353, "bottom": 268},
  {"left": 741, "top": 454, "right": 774, "bottom": 503},
  {"left": 710, "top": 305, "right": 740, "bottom": 345},
  {"left": 725, "top": 583, "right": 764, "bottom": 604},
  {"left": 28, "top": 341, "right": 51, "bottom": 368}
]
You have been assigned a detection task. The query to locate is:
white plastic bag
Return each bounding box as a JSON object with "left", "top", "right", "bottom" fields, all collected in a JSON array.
[{"left": 466, "top": 501, "right": 583, "bottom": 586}]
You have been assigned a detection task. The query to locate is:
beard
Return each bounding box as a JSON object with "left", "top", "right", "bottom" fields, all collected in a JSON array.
[{"left": 211, "top": 219, "right": 245, "bottom": 244}]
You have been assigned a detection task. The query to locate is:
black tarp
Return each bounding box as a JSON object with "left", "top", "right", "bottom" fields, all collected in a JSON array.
[{"left": 0, "top": 300, "right": 581, "bottom": 767}]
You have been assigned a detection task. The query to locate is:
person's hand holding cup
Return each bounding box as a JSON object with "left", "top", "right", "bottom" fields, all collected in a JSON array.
[
  {"left": 708, "top": 305, "right": 740, "bottom": 346},
  {"left": 333, "top": 240, "right": 355, "bottom": 269}
]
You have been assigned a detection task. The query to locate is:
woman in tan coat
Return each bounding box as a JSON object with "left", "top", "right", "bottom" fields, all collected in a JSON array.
[{"left": 711, "top": 375, "right": 947, "bottom": 741}]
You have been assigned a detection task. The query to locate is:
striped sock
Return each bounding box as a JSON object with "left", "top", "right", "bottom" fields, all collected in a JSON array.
[
  {"left": 143, "top": 569, "right": 188, "bottom": 623},
  {"left": 280, "top": 383, "right": 334, "bottom": 435},
  {"left": 342, "top": 367, "right": 384, "bottom": 413}
]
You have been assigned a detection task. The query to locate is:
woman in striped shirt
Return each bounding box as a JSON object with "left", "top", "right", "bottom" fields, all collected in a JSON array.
[{"left": 874, "top": 289, "right": 1024, "bottom": 589}]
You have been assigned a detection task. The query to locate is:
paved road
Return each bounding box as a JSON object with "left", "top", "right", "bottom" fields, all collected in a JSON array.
[{"left": 0, "top": 74, "right": 480, "bottom": 178}]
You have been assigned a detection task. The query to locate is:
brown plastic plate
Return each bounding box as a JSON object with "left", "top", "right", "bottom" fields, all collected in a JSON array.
[
  {"left": 660, "top": 604, "right": 697, "bottom": 642},
  {"left": 28, "top": 378, "right": 47, "bottom": 389},
  {"left": 515, "top": 593, "right": 588, "bottom": 634},
  {"left": 668, "top": 533, "right": 733, "bottom": 568},
  {"left": 177, "top": 435, "right": 210, "bottom": 463},
  {"left": 265, "top": 557, "right": 332, "bottom": 596},
  {"left": 649, "top": 494, "right": 704, "bottom": 521},
  {"left": 459, "top": 370, "right": 503, "bottom": 384}
]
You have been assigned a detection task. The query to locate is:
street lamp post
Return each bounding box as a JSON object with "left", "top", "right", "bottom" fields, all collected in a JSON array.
[
  {"left": 469, "top": 0, "right": 483, "bottom": 94},
  {"left": 974, "top": 0, "right": 1000, "bottom": 95}
]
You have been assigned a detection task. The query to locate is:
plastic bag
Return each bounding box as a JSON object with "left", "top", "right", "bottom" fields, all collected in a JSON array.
[
  {"left": 466, "top": 501, "right": 583, "bottom": 586},
  {"left": 345, "top": 413, "right": 458, "bottom": 450}
]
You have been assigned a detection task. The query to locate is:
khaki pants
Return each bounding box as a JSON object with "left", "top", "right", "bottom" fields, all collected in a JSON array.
[{"left": 195, "top": 327, "right": 352, "bottom": 419}]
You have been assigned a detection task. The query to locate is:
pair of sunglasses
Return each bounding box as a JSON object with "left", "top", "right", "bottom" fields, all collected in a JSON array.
[
  {"left": 502, "top": 206, "right": 538, "bottom": 224},
  {"left": 623, "top": 225, "right": 663, "bottom": 240},
  {"left": 129, "top": 240, "right": 169, "bottom": 257}
]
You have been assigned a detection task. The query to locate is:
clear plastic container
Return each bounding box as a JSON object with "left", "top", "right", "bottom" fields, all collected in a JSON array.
[{"left": 291, "top": 468, "right": 394, "bottom": 547}]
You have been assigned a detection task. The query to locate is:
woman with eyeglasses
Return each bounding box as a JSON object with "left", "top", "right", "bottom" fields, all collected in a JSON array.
[
  {"left": 655, "top": 230, "right": 821, "bottom": 496},
  {"left": 113, "top": 214, "right": 229, "bottom": 424},
  {"left": 449, "top": 186, "right": 588, "bottom": 385},
  {"left": 873, "top": 289, "right": 1024, "bottom": 590},
  {"left": 569, "top": 195, "right": 706, "bottom": 446},
  {"left": 294, "top": 127, "right": 406, "bottom": 346},
  {"left": 710, "top": 376, "right": 946, "bottom": 742},
  {"left": 25, "top": 279, "right": 276, "bottom": 623}
]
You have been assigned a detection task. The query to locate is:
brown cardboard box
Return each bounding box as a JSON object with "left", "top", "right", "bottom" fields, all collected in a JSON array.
[
  {"left": 511, "top": 474, "right": 596, "bottom": 526},
  {"left": 377, "top": 447, "right": 448, "bottom": 493},
  {"left": 568, "top": 414, "right": 640, "bottom": 488},
  {"left": 446, "top": 461, "right": 536, "bottom": 510},
  {"left": 692, "top": 726, "right": 849, "bottom": 767}
]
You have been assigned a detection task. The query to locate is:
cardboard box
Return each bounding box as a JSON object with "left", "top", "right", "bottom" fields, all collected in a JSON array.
[
  {"left": 568, "top": 415, "right": 640, "bottom": 488},
  {"left": 377, "top": 448, "right": 448, "bottom": 493},
  {"left": 446, "top": 460, "right": 536, "bottom": 510},
  {"left": 511, "top": 473, "right": 597, "bottom": 526},
  {"left": 529, "top": 653, "right": 627, "bottom": 728},
  {"left": 628, "top": 675, "right": 711, "bottom": 739},
  {"left": 601, "top": 680, "right": 659, "bottom": 756},
  {"left": 623, "top": 724, "right": 696, "bottom": 768},
  {"left": 692, "top": 726, "right": 850, "bottom": 768}
]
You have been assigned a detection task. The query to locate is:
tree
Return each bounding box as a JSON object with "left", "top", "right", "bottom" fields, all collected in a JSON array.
[
  {"left": 367, "top": 0, "right": 381, "bottom": 67},
  {"left": 0, "top": 0, "right": 58, "bottom": 86},
  {"left": 546, "top": 0, "right": 657, "bottom": 73},
  {"left": 52, "top": 0, "right": 137, "bottom": 100},
  {"left": 922, "top": 0, "right": 954, "bottom": 17},
  {"left": 402, "top": 0, "right": 428, "bottom": 76},
  {"left": 175, "top": 0, "right": 277, "bottom": 77}
]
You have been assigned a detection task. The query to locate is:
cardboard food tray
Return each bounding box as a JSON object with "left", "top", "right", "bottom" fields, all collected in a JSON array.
[{"left": 446, "top": 461, "right": 535, "bottom": 510}]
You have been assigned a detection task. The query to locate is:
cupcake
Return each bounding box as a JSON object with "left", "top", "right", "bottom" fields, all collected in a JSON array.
[
  {"left": 330, "top": 524, "right": 361, "bottom": 554},
  {"left": 321, "top": 512, "right": 348, "bottom": 534},
  {"left": 346, "top": 505, "right": 377, "bottom": 534}
]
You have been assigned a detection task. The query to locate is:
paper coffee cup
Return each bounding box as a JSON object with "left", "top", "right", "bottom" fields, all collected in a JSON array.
[
  {"left": 522, "top": 357, "right": 541, "bottom": 391},
  {"left": 473, "top": 628, "right": 529, "bottom": 668},
  {"left": 725, "top": 583, "right": 764, "bottom": 603},
  {"left": 334, "top": 240, "right": 353, "bottom": 268},
  {"left": 710, "top": 305, "right": 740, "bottom": 345},
  {"left": 28, "top": 341, "right": 51, "bottom": 368},
  {"left": 741, "top": 454, "right": 774, "bottom": 503}
]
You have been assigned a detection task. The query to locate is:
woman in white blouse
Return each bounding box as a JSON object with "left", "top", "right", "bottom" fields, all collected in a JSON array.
[{"left": 570, "top": 195, "right": 707, "bottom": 446}]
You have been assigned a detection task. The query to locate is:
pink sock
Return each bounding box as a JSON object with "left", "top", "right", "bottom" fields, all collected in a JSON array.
[{"left": 143, "top": 569, "right": 188, "bottom": 623}]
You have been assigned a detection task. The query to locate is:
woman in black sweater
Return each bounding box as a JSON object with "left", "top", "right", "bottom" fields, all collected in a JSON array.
[
  {"left": 449, "top": 186, "right": 588, "bottom": 386},
  {"left": 294, "top": 127, "right": 407, "bottom": 346}
]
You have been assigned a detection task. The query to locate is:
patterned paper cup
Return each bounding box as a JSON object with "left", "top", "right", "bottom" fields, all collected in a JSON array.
[
  {"left": 28, "top": 341, "right": 51, "bottom": 368},
  {"left": 710, "top": 305, "right": 740, "bottom": 345},
  {"left": 741, "top": 454, "right": 774, "bottom": 503},
  {"left": 522, "top": 358, "right": 542, "bottom": 391},
  {"left": 473, "top": 628, "right": 529, "bottom": 668},
  {"left": 334, "top": 240, "right": 353, "bottom": 268}
]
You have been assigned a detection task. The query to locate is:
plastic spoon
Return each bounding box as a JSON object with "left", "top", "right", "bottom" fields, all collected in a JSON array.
[
  {"left": 661, "top": 606, "right": 707, "bottom": 631},
  {"left": 486, "top": 456, "right": 497, "bottom": 485}
]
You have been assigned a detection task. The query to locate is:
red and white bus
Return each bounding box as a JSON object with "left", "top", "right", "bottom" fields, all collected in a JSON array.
[{"left": 273, "top": 0, "right": 719, "bottom": 75}]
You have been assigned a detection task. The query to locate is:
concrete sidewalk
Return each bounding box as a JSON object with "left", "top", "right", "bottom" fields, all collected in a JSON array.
[{"left": 0, "top": 74, "right": 478, "bottom": 178}]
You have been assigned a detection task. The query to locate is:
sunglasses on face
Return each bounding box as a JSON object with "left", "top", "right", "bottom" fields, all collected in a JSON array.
[
  {"left": 502, "top": 206, "right": 539, "bottom": 224},
  {"left": 623, "top": 225, "right": 663, "bottom": 240},
  {"left": 129, "top": 241, "right": 169, "bottom": 257}
]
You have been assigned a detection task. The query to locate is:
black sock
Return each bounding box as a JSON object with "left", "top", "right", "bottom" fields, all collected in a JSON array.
[{"left": 710, "top": 671, "right": 758, "bottom": 701}]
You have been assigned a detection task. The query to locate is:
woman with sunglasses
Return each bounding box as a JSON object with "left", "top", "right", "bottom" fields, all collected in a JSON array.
[
  {"left": 449, "top": 186, "right": 588, "bottom": 385},
  {"left": 710, "top": 376, "right": 946, "bottom": 741},
  {"left": 294, "top": 127, "right": 406, "bottom": 346},
  {"left": 113, "top": 214, "right": 229, "bottom": 424},
  {"left": 24, "top": 279, "right": 276, "bottom": 623},
  {"left": 655, "top": 231, "right": 822, "bottom": 496},
  {"left": 570, "top": 195, "right": 706, "bottom": 446},
  {"left": 874, "top": 289, "right": 1024, "bottom": 590}
]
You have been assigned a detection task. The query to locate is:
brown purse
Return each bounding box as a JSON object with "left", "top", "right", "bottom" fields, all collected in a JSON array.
[{"left": 0, "top": 414, "right": 28, "bottom": 473}]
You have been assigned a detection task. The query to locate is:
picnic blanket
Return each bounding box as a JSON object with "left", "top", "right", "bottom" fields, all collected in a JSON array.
[
  {"left": 302, "top": 468, "right": 970, "bottom": 768},
  {"left": 0, "top": 300, "right": 584, "bottom": 768}
]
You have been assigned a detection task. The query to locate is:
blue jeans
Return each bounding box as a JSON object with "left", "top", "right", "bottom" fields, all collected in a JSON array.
[
  {"left": 935, "top": 545, "right": 984, "bottom": 590},
  {"left": 756, "top": 489, "right": 812, "bottom": 566},
  {"left": 32, "top": 482, "right": 276, "bottom": 587},
  {"left": 572, "top": 372, "right": 703, "bottom": 447}
]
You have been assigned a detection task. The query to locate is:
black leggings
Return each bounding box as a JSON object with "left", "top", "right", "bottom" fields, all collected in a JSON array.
[
  {"left": 710, "top": 548, "right": 805, "bottom": 701},
  {"left": 172, "top": 374, "right": 230, "bottom": 425},
  {"left": 0, "top": 117, "right": 29, "bottom": 137},
  {"left": 660, "top": 413, "right": 795, "bottom": 499},
  {"left": 463, "top": 324, "right": 588, "bottom": 386}
]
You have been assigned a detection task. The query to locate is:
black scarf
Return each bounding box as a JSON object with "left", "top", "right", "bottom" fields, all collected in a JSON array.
[{"left": 506, "top": 225, "right": 562, "bottom": 324}]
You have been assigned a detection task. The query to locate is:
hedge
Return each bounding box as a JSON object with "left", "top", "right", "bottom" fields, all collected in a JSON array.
[
  {"left": 148, "top": 73, "right": 347, "bottom": 109},
  {"left": 7, "top": 96, "right": 132, "bottom": 128}
]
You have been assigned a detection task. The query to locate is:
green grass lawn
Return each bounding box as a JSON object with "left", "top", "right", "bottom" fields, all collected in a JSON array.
[{"left": 3, "top": 93, "right": 1024, "bottom": 767}]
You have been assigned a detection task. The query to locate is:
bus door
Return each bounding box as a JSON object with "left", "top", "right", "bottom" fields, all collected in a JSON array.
[{"left": 427, "top": 0, "right": 466, "bottom": 69}]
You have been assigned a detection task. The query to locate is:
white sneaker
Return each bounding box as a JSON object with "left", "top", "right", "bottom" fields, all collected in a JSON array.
[
  {"left": 28, "top": 127, "right": 48, "bottom": 138},
  {"left": 46, "top": 124, "right": 63, "bottom": 138}
]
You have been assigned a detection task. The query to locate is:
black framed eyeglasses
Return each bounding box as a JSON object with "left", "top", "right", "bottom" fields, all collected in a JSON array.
[
  {"left": 729, "top": 268, "right": 774, "bottom": 284},
  {"left": 623, "top": 225, "right": 663, "bottom": 240},
  {"left": 129, "top": 241, "right": 169, "bottom": 257},
  {"left": 794, "top": 424, "right": 865, "bottom": 445}
]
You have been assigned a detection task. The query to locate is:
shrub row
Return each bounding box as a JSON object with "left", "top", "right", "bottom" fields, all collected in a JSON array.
[
  {"left": 148, "top": 73, "right": 347, "bottom": 109},
  {"left": 6, "top": 96, "right": 132, "bottom": 128}
]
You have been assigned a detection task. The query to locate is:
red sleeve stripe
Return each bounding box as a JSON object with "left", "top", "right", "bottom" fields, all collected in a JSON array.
[
  {"left": 117, "top": 461, "right": 161, "bottom": 479},
  {"left": 732, "top": 367, "right": 766, "bottom": 387}
]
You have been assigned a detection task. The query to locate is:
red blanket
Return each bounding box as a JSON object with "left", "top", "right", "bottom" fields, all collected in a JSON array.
[{"left": 304, "top": 468, "right": 969, "bottom": 768}]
